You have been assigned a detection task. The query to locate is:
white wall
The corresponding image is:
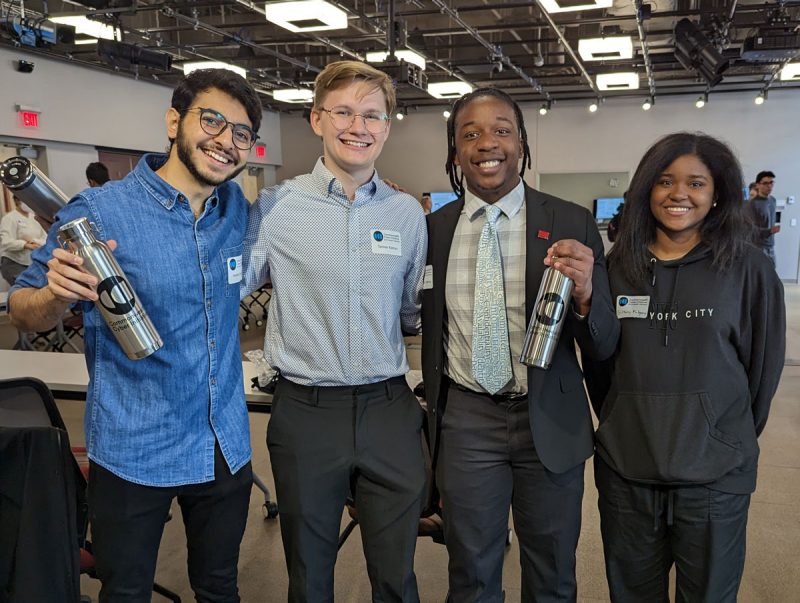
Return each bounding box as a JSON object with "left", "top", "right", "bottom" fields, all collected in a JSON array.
[
  {"left": 0, "top": 46, "right": 282, "bottom": 165},
  {"left": 278, "top": 91, "right": 800, "bottom": 280}
]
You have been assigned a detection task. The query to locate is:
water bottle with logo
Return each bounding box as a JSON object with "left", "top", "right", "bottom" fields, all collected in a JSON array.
[
  {"left": 57, "top": 217, "right": 162, "bottom": 360},
  {"left": 520, "top": 267, "right": 574, "bottom": 370}
]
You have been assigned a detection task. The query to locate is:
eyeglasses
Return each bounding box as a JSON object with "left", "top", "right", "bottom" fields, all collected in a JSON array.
[
  {"left": 319, "top": 107, "right": 390, "bottom": 134},
  {"left": 187, "top": 107, "right": 259, "bottom": 150}
]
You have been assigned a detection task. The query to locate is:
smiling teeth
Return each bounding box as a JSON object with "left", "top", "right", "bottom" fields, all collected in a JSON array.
[
  {"left": 204, "top": 149, "right": 230, "bottom": 164},
  {"left": 665, "top": 207, "right": 690, "bottom": 213},
  {"left": 478, "top": 160, "right": 500, "bottom": 168},
  {"left": 343, "top": 140, "right": 368, "bottom": 147}
]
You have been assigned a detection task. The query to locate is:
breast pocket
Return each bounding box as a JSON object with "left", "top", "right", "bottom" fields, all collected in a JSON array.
[{"left": 220, "top": 244, "right": 243, "bottom": 297}]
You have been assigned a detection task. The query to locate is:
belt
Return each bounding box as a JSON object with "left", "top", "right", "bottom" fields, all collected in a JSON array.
[{"left": 451, "top": 381, "right": 528, "bottom": 403}]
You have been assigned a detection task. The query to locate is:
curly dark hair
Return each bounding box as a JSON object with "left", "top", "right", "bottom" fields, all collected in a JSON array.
[
  {"left": 445, "top": 87, "right": 531, "bottom": 197},
  {"left": 609, "top": 132, "right": 754, "bottom": 284}
]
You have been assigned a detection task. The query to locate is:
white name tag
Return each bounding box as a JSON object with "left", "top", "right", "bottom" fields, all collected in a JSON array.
[
  {"left": 616, "top": 295, "right": 650, "bottom": 319},
  {"left": 371, "top": 229, "right": 402, "bottom": 256},
  {"left": 423, "top": 265, "right": 434, "bottom": 290},
  {"left": 227, "top": 255, "right": 243, "bottom": 284}
]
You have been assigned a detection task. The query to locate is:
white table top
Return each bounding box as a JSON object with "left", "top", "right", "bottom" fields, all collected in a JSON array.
[{"left": 0, "top": 349, "right": 271, "bottom": 406}]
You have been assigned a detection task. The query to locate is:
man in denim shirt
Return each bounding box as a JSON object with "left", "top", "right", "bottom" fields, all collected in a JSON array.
[{"left": 9, "top": 69, "right": 261, "bottom": 602}]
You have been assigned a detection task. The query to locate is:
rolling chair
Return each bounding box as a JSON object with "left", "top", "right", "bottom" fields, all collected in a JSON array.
[{"left": 0, "top": 377, "right": 180, "bottom": 602}]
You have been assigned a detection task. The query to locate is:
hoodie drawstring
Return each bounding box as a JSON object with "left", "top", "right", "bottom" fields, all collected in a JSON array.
[
  {"left": 652, "top": 487, "right": 676, "bottom": 531},
  {"left": 664, "top": 265, "right": 682, "bottom": 347}
]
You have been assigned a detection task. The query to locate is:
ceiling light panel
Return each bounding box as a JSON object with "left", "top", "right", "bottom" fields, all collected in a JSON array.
[
  {"left": 427, "top": 81, "right": 474, "bottom": 99},
  {"left": 265, "top": 1, "right": 348, "bottom": 33},
  {"left": 780, "top": 62, "right": 800, "bottom": 81},
  {"left": 596, "top": 72, "right": 640, "bottom": 90},
  {"left": 365, "top": 49, "right": 426, "bottom": 70},
  {"left": 538, "top": 0, "right": 614, "bottom": 14},
  {"left": 50, "top": 16, "right": 119, "bottom": 40},
  {"left": 272, "top": 88, "right": 314, "bottom": 103},
  {"left": 578, "top": 37, "right": 634, "bottom": 61}
]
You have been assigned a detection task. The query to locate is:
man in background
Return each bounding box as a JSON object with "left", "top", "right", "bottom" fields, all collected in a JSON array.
[
  {"left": 750, "top": 170, "right": 779, "bottom": 265},
  {"left": 86, "top": 161, "right": 110, "bottom": 187}
]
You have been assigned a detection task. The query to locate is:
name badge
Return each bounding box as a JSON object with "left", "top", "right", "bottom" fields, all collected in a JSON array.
[
  {"left": 371, "top": 229, "right": 402, "bottom": 256},
  {"left": 423, "top": 265, "right": 433, "bottom": 290},
  {"left": 616, "top": 295, "right": 649, "bottom": 319},
  {"left": 227, "top": 255, "right": 242, "bottom": 284}
]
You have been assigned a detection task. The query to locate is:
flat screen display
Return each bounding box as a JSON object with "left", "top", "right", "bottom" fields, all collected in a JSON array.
[
  {"left": 427, "top": 191, "right": 459, "bottom": 213},
  {"left": 594, "top": 197, "right": 624, "bottom": 223}
]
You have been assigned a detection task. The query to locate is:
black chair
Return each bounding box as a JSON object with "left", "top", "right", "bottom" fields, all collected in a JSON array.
[{"left": 0, "top": 377, "right": 180, "bottom": 603}]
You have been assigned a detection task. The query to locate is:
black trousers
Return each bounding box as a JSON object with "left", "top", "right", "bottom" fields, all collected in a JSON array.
[
  {"left": 436, "top": 385, "right": 584, "bottom": 603},
  {"left": 87, "top": 443, "right": 253, "bottom": 603},
  {"left": 595, "top": 457, "right": 750, "bottom": 603},
  {"left": 268, "top": 375, "right": 426, "bottom": 603}
]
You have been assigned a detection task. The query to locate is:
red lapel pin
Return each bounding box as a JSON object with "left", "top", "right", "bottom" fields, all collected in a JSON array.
[{"left": 537, "top": 230, "right": 550, "bottom": 240}]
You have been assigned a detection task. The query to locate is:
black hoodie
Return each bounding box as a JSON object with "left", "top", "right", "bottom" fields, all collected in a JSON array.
[{"left": 590, "top": 244, "right": 786, "bottom": 494}]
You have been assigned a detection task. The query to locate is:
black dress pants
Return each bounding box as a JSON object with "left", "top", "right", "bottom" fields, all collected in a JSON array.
[
  {"left": 437, "top": 385, "right": 584, "bottom": 603},
  {"left": 595, "top": 457, "right": 750, "bottom": 603},
  {"left": 87, "top": 443, "right": 253, "bottom": 603},
  {"left": 267, "top": 375, "right": 426, "bottom": 603}
]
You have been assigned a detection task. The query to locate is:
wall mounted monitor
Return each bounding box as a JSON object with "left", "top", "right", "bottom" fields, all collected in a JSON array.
[
  {"left": 426, "top": 191, "right": 459, "bottom": 212},
  {"left": 594, "top": 197, "right": 624, "bottom": 224}
]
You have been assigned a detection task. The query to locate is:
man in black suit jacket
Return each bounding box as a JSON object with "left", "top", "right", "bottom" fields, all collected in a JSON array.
[{"left": 421, "top": 89, "right": 619, "bottom": 602}]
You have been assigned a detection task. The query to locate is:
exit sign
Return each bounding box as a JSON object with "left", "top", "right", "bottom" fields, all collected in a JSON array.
[
  {"left": 255, "top": 144, "right": 266, "bottom": 158},
  {"left": 19, "top": 111, "right": 39, "bottom": 128}
]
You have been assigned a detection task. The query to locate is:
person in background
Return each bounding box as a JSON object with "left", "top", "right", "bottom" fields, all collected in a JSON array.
[
  {"left": 86, "top": 161, "right": 111, "bottom": 187},
  {"left": 242, "top": 60, "right": 427, "bottom": 602},
  {"left": 9, "top": 68, "right": 261, "bottom": 602},
  {"left": 588, "top": 132, "right": 785, "bottom": 602},
  {"left": 749, "top": 170, "right": 779, "bottom": 265},
  {"left": 748, "top": 181, "right": 758, "bottom": 200},
  {"left": 420, "top": 193, "right": 432, "bottom": 215},
  {"left": 421, "top": 87, "right": 619, "bottom": 601},
  {"left": 0, "top": 195, "right": 46, "bottom": 286}
]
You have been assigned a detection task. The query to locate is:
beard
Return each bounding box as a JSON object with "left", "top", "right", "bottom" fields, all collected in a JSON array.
[{"left": 175, "top": 121, "right": 247, "bottom": 187}]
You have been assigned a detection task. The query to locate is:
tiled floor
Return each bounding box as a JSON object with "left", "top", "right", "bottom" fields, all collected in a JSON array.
[{"left": 2, "top": 285, "right": 798, "bottom": 602}]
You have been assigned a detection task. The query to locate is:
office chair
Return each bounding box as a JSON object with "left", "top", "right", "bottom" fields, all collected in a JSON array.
[{"left": 0, "top": 377, "right": 181, "bottom": 603}]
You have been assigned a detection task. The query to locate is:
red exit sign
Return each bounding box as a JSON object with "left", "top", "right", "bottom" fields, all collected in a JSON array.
[
  {"left": 19, "top": 111, "right": 39, "bottom": 128},
  {"left": 255, "top": 144, "right": 266, "bottom": 158}
]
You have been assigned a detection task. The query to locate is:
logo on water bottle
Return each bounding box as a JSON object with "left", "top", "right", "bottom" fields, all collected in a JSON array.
[
  {"left": 97, "top": 275, "right": 137, "bottom": 315},
  {"left": 535, "top": 292, "right": 566, "bottom": 327}
]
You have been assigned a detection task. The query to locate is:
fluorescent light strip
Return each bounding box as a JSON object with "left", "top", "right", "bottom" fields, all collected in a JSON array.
[
  {"left": 265, "top": 1, "right": 347, "bottom": 33},
  {"left": 183, "top": 61, "right": 247, "bottom": 79},
  {"left": 365, "top": 49, "right": 426, "bottom": 70},
  {"left": 50, "top": 15, "right": 120, "bottom": 41},
  {"left": 427, "top": 81, "right": 474, "bottom": 99},
  {"left": 578, "top": 37, "right": 633, "bottom": 61},
  {"left": 538, "top": 0, "right": 613, "bottom": 14},
  {"left": 272, "top": 88, "right": 314, "bottom": 103},
  {"left": 596, "top": 72, "right": 640, "bottom": 90}
]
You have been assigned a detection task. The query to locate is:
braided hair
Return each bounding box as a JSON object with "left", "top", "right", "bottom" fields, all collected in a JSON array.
[{"left": 445, "top": 87, "right": 532, "bottom": 197}]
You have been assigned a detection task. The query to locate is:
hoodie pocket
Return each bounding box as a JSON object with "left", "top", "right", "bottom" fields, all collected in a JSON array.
[{"left": 596, "top": 391, "right": 743, "bottom": 485}]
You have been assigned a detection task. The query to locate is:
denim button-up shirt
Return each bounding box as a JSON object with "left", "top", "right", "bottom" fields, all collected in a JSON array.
[{"left": 11, "top": 154, "right": 251, "bottom": 486}]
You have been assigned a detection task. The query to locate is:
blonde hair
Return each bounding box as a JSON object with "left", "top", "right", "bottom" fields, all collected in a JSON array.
[{"left": 313, "top": 60, "right": 396, "bottom": 115}]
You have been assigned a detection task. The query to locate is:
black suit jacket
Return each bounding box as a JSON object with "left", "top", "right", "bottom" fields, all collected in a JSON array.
[{"left": 421, "top": 184, "right": 620, "bottom": 474}]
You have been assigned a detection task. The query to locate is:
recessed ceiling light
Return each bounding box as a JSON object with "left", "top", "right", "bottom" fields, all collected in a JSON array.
[
  {"left": 596, "top": 72, "right": 640, "bottom": 90},
  {"left": 265, "top": 1, "right": 347, "bottom": 33},
  {"left": 272, "top": 88, "right": 314, "bottom": 103},
  {"left": 578, "top": 37, "right": 634, "bottom": 61},
  {"left": 538, "top": 0, "right": 613, "bottom": 14},
  {"left": 428, "top": 81, "right": 474, "bottom": 99},
  {"left": 365, "top": 49, "right": 426, "bottom": 70},
  {"left": 182, "top": 61, "right": 247, "bottom": 79}
]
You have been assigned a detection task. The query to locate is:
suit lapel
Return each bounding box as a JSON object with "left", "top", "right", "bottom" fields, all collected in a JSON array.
[{"left": 433, "top": 198, "right": 464, "bottom": 331}]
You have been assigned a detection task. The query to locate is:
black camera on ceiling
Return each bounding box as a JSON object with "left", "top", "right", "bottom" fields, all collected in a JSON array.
[{"left": 15, "top": 60, "right": 35, "bottom": 73}]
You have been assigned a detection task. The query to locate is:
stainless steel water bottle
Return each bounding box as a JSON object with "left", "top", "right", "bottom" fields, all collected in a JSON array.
[
  {"left": 0, "top": 156, "right": 68, "bottom": 222},
  {"left": 57, "top": 217, "right": 162, "bottom": 360},
  {"left": 520, "top": 267, "right": 574, "bottom": 369}
]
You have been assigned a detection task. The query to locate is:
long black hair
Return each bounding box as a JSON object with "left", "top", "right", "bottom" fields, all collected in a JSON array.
[
  {"left": 610, "top": 132, "right": 753, "bottom": 284},
  {"left": 445, "top": 87, "right": 532, "bottom": 197}
]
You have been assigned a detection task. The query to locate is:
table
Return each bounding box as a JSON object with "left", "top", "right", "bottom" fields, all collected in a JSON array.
[{"left": 0, "top": 349, "right": 272, "bottom": 410}]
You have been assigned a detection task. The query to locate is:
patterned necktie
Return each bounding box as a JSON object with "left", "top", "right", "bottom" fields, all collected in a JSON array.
[{"left": 471, "top": 204, "right": 513, "bottom": 394}]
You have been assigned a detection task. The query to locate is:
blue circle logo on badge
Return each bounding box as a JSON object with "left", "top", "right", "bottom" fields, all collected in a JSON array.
[
  {"left": 618, "top": 297, "right": 629, "bottom": 306},
  {"left": 373, "top": 231, "right": 384, "bottom": 242},
  {"left": 229, "top": 258, "right": 237, "bottom": 270}
]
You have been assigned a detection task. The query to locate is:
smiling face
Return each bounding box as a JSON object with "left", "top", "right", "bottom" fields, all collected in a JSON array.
[
  {"left": 167, "top": 87, "right": 251, "bottom": 188},
  {"left": 755, "top": 175, "right": 774, "bottom": 198},
  {"left": 310, "top": 80, "right": 390, "bottom": 184},
  {"left": 649, "top": 153, "right": 715, "bottom": 247},
  {"left": 453, "top": 95, "right": 523, "bottom": 204}
]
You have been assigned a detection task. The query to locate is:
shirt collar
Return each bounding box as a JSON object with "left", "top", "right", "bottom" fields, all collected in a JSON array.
[
  {"left": 311, "top": 157, "right": 379, "bottom": 199},
  {"left": 464, "top": 178, "right": 525, "bottom": 222},
  {"left": 134, "top": 153, "right": 220, "bottom": 211}
]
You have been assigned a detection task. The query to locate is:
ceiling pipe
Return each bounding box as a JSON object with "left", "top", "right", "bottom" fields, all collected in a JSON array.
[{"left": 634, "top": 0, "right": 656, "bottom": 101}]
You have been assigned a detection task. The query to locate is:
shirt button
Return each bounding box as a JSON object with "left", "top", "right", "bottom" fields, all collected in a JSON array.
[
  {"left": 210, "top": 377, "right": 216, "bottom": 386},
  {"left": 207, "top": 300, "right": 212, "bottom": 308},
  {"left": 210, "top": 340, "right": 216, "bottom": 349},
  {"left": 202, "top": 263, "right": 209, "bottom": 270}
]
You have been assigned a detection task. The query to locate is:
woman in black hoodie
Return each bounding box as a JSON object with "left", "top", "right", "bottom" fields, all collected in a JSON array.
[{"left": 589, "top": 132, "right": 786, "bottom": 602}]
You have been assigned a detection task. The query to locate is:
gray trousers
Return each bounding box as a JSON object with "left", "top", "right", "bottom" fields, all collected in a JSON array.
[
  {"left": 595, "top": 457, "right": 750, "bottom": 603},
  {"left": 268, "top": 375, "right": 426, "bottom": 603},
  {"left": 437, "top": 385, "right": 584, "bottom": 603},
  {"left": 0, "top": 256, "right": 27, "bottom": 287}
]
